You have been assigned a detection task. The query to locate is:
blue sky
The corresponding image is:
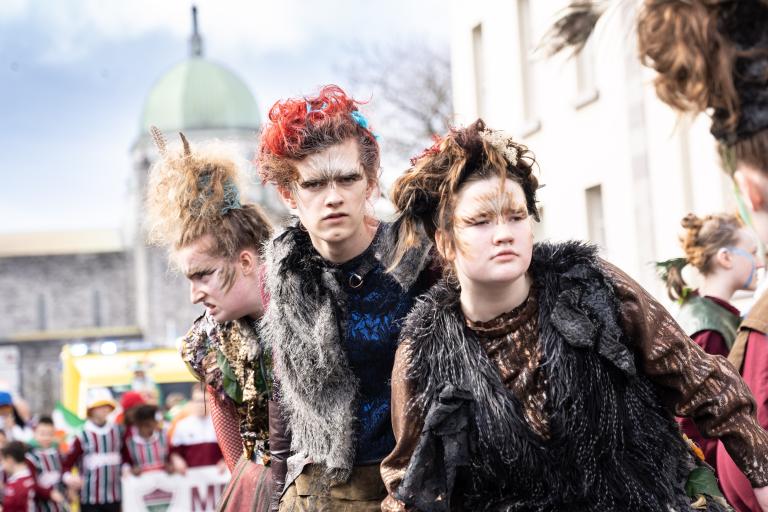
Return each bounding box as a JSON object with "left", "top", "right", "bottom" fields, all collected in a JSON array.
[{"left": 0, "top": 0, "right": 449, "bottom": 233}]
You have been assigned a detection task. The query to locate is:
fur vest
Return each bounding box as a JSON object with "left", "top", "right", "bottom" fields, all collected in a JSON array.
[
  {"left": 398, "top": 241, "right": 714, "bottom": 511},
  {"left": 260, "top": 221, "right": 432, "bottom": 477}
]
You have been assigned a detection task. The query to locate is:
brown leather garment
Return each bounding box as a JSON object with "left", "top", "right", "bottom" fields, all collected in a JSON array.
[{"left": 729, "top": 290, "right": 768, "bottom": 371}]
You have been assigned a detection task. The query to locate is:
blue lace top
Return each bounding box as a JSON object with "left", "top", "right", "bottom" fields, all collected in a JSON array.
[{"left": 335, "top": 232, "right": 427, "bottom": 464}]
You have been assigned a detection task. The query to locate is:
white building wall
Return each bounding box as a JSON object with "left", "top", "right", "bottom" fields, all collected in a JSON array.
[{"left": 450, "top": 0, "right": 733, "bottom": 300}]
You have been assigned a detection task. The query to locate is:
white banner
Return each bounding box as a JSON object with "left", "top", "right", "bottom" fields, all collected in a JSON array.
[{"left": 122, "top": 465, "right": 230, "bottom": 512}]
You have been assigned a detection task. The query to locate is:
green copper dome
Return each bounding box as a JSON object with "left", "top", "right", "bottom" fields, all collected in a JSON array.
[{"left": 140, "top": 57, "right": 260, "bottom": 133}]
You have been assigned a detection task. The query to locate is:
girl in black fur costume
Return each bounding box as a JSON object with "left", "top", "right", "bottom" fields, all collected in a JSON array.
[{"left": 380, "top": 120, "right": 768, "bottom": 512}]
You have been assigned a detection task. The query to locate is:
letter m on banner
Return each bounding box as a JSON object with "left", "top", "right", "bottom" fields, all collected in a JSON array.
[{"left": 192, "top": 484, "right": 224, "bottom": 511}]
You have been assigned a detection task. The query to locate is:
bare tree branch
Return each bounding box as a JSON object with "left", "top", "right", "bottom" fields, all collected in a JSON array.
[{"left": 339, "top": 39, "right": 453, "bottom": 162}]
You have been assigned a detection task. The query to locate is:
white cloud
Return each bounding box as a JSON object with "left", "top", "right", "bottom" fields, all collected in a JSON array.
[
  {"left": 0, "top": 0, "right": 27, "bottom": 18},
  {"left": 4, "top": 0, "right": 448, "bottom": 65},
  {"left": 11, "top": 0, "right": 310, "bottom": 64}
]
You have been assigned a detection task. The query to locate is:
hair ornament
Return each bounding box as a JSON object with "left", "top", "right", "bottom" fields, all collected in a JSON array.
[
  {"left": 480, "top": 128, "right": 519, "bottom": 166},
  {"left": 350, "top": 110, "right": 369, "bottom": 130},
  {"left": 150, "top": 125, "right": 168, "bottom": 158},
  {"left": 221, "top": 179, "right": 242, "bottom": 214},
  {"left": 179, "top": 131, "right": 192, "bottom": 157},
  {"left": 351, "top": 110, "right": 380, "bottom": 140},
  {"left": 654, "top": 257, "right": 687, "bottom": 284},
  {"left": 410, "top": 135, "right": 444, "bottom": 166}
]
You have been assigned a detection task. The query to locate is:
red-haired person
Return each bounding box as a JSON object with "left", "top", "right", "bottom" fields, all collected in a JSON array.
[
  {"left": 144, "top": 130, "right": 274, "bottom": 511},
  {"left": 257, "top": 85, "right": 436, "bottom": 511},
  {"left": 380, "top": 120, "right": 768, "bottom": 511}
]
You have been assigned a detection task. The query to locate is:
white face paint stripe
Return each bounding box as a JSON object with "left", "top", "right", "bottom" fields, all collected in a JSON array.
[{"left": 456, "top": 189, "right": 528, "bottom": 228}]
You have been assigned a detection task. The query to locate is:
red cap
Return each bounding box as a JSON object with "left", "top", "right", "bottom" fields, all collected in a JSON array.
[{"left": 120, "top": 391, "right": 146, "bottom": 411}]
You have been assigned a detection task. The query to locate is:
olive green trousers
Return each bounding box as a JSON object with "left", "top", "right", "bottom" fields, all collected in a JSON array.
[{"left": 279, "top": 463, "right": 386, "bottom": 512}]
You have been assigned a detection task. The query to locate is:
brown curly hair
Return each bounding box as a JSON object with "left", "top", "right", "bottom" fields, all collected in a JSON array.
[
  {"left": 145, "top": 131, "right": 273, "bottom": 291},
  {"left": 665, "top": 212, "right": 743, "bottom": 300},
  {"left": 637, "top": 0, "right": 738, "bottom": 129},
  {"left": 637, "top": 0, "right": 768, "bottom": 172},
  {"left": 257, "top": 85, "right": 380, "bottom": 189},
  {"left": 390, "top": 119, "right": 539, "bottom": 270}
]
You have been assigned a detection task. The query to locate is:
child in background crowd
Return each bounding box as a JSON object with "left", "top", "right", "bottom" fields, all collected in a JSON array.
[
  {"left": 61, "top": 388, "right": 122, "bottom": 512},
  {"left": 169, "top": 386, "right": 223, "bottom": 475},
  {"left": 660, "top": 212, "right": 762, "bottom": 470},
  {"left": 121, "top": 404, "right": 169, "bottom": 475},
  {"left": 115, "top": 391, "right": 145, "bottom": 428},
  {"left": 0, "top": 393, "right": 31, "bottom": 443},
  {"left": 26, "top": 416, "right": 66, "bottom": 512},
  {"left": 2, "top": 441, "right": 64, "bottom": 512}
]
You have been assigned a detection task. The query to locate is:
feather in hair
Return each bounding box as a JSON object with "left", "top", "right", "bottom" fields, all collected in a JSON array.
[
  {"left": 540, "top": 0, "right": 612, "bottom": 57},
  {"left": 150, "top": 125, "right": 168, "bottom": 158}
]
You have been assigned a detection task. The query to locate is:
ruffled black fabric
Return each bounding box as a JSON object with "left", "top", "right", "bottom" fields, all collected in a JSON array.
[{"left": 395, "top": 385, "right": 475, "bottom": 512}]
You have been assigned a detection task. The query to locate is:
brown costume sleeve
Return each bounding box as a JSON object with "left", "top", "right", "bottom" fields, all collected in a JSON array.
[
  {"left": 601, "top": 260, "right": 768, "bottom": 488},
  {"left": 380, "top": 341, "right": 424, "bottom": 512},
  {"left": 268, "top": 378, "right": 291, "bottom": 512}
]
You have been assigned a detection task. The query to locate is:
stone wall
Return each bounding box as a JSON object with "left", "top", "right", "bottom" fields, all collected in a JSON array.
[{"left": 0, "top": 252, "right": 135, "bottom": 336}]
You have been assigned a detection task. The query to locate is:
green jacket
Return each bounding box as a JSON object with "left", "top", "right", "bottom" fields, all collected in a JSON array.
[{"left": 676, "top": 294, "right": 741, "bottom": 350}]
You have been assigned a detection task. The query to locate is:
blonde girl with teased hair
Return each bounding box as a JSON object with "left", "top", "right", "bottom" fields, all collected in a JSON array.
[{"left": 144, "top": 128, "right": 274, "bottom": 511}]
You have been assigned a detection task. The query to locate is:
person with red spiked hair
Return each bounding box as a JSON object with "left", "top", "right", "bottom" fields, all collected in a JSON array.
[{"left": 257, "top": 85, "right": 437, "bottom": 511}]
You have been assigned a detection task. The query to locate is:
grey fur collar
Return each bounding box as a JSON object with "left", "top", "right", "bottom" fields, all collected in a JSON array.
[{"left": 260, "top": 219, "right": 431, "bottom": 476}]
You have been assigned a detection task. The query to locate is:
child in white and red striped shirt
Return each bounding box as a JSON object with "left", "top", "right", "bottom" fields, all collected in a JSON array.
[
  {"left": 121, "top": 404, "right": 169, "bottom": 475},
  {"left": 61, "top": 388, "right": 122, "bottom": 512},
  {"left": 2, "top": 441, "right": 64, "bottom": 512},
  {"left": 26, "top": 416, "right": 66, "bottom": 512}
]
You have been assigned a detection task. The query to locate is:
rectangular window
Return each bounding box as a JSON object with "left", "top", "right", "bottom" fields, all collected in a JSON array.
[
  {"left": 93, "top": 289, "right": 102, "bottom": 327},
  {"left": 36, "top": 294, "right": 47, "bottom": 331},
  {"left": 472, "top": 23, "right": 486, "bottom": 119},
  {"left": 585, "top": 185, "right": 607, "bottom": 248},
  {"left": 574, "top": 44, "right": 599, "bottom": 109}
]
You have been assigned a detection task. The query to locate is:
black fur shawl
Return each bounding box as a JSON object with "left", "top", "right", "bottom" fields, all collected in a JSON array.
[{"left": 397, "top": 241, "right": 721, "bottom": 511}]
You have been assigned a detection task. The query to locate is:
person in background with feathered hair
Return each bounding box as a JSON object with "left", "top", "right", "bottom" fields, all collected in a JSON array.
[
  {"left": 546, "top": 1, "right": 768, "bottom": 509},
  {"left": 257, "top": 85, "right": 437, "bottom": 512},
  {"left": 380, "top": 119, "right": 768, "bottom": 512},
  {"left": 144, "top": 129, "right": 274, "bottom": 511}
]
